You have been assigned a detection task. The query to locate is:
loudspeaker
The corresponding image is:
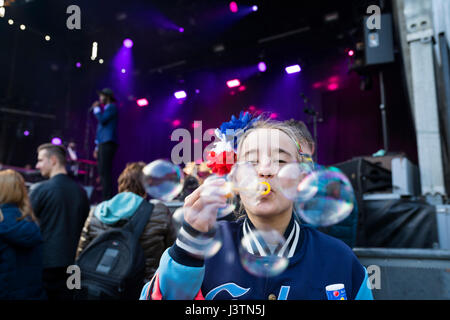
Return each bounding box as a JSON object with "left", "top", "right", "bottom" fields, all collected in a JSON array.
[
  {"left": 333, "top": 157, "right": 392, "bottom": 195},
  {"left": 364, "top": 13, "right": 395, "bottom": 66}
]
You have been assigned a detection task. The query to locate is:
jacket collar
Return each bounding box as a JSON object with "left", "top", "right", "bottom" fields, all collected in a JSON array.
[{"left": 241, "top": 213, "right": 301, "bottom": 258}]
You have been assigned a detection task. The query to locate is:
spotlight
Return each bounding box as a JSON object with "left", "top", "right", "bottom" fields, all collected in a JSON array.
[
  {"left": 123, "top": 38, "right": 133, "bottom": 48},
  {"left": 285, "top": 64, "right": 301, "bottom": 74},
  {"left": 258, "top": 61, "right": 267, "bottom": 72},
  {"left": 20, "top": 24, "right": 26, "bottom": 30},
  {"left": 121, "top": 68, "right": 126, "bottom": 73},
  {"left": 172, "top": 119, "right": 181, "bottom": 127},
  {"left": 45, "top": 35, "right": 51, "bottom": 41},
  {"left": 226, "top": 79, "right": 240, "bottom": 88},
  {"left": 178, "top": 27, "right": 184, "bottom": 33},
  {"left": 0, "top": 7, "right": 5, "bottom": 18},
  {"left": 75, "top": 62, "right": 81, "bottom": 68},
  {"left": 174, "top": 91, "right": 187, "bottom": 99},
  {"left": 252, "top": 5, "right": 258, "bottom": 12},
  {"left": 51, "top": 137, "right": 62, "bottom": 145},
  {"left": 136, "top": 98, "right": 148, "bottom": 107},
  {"left": 348, "top": 50, "right": 355, "bottom": 57},
  {"left": 99, "top": 59, "right": 104, "bottom": 64},
  {"left": 23, "top": 130, "right": 30, "bottom": 136},
  {"left": 229, "top": 1, "right": 238, "bottom": 13},
  {"left": 8, "top": 19, "right": 13, "bottom": 25}
]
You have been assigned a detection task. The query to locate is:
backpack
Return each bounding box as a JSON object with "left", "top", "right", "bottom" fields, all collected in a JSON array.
[{"left": 75, "top": 200, "right": 154, "bottom": 300}]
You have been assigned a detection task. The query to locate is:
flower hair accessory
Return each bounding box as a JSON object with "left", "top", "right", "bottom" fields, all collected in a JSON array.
[{"left": 206, "top": 111, "right": 258, "bottom": 176}]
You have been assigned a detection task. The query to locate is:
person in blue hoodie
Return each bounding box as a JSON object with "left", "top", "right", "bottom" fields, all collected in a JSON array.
[
  {"left": 0, "top": 169, "right": 46, "bottom": 300},
  {"left": 140, "top": 114, "right": 374, "bottom": 300},
  {"left": 77, "top": 162, "right": 176, "bottom": 283}
]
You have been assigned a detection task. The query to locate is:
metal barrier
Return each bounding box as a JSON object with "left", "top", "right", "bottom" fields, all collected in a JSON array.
[{"left": 353, "top": 247, "right": 450, "bottom": 299}]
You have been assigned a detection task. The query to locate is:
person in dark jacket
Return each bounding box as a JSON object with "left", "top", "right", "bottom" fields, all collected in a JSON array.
[
  {"left": 30, "top": 143, "right": 90, "bottom": 300},
  {"left": 91, "top": 88, "right": 119, "bottom": 201},
  {"left": 0, "top": 169, "right": 46, "bottom": 300},
  {"left": 77, "top": 162, "right": 176, "bottom": 283}
]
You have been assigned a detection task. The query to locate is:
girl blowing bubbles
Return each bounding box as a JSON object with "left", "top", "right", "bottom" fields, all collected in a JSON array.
[{"left": 141, "top": 113, "right": 373, "bottom": 300}]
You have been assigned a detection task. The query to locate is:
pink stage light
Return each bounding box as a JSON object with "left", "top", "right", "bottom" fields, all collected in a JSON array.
[
  {"left": 227, "top": 79, "right": 240, "bottom": 88},
  {"left": 229, "top": 2, "right": 238, "bottom": 13},
  {"left": 172, "top": 119, "right": 181, "bottom": 127},
  {"left": 348, "top": 50, "right": 355, "bottom": 57},
  {"left": 136, "top": 98, "right": 148, "bottom": 107},
  {"left": 174, "top": 91, "right": 187, "bottom": 99},
  {"left": 285, "top": 64, "right": 301, "bottom": 74},
  {"left": 270, "top": 113, "right": 278, "bottom": 119},
  {"left": 123, "top": 38, "right": 133, "bottom": 48},
  {"left": 327, "top": 83, "right": 339, "bottom": 91},
  {"left": 238, "top": 85, "right": 246, "bottom": 92},
  {"left": 75, "top": 62, "right": 81, "bottom": 68},
  {"left": 51, "top": 137, "right": 62, "bottom": 145},
  {"left": 258, "top": 62, "right": 267, "bottom": 72}
]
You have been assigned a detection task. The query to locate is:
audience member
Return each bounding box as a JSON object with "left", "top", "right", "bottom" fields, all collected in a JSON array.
[
  {"left": 77, "top": 162, "right": 176, "bottom": 283},
  {"left": 0, "top": 169, "right": 46, "bottom": 300},
  {"left": 30, "top": 143, "right": 90, "bottom": 300}
]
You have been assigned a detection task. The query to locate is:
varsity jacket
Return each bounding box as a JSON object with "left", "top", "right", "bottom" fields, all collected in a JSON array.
[{"left": 140, "top": 214, "right": 374, "bottom": 300}]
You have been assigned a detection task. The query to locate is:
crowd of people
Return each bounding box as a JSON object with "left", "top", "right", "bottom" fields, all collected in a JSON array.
[
  {"left": 0, "top": 114, "right": 373, "bottom": 300},
  {"left": 0, "top": 143, "right": 176, "bottom": 300}
]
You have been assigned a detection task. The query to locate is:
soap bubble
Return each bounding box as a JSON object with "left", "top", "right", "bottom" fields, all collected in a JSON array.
[
  {"left": 277, "top": 162, "right": 318, "bottom": 202},
  {"left": 295, "top": 168, "right": 355, "bottom": 226},
  {"left": 201, "top": 174, "right": 236, "bottom": 219},
  {"left": 142, "top": 159, "right": 183, "bottom": 201},
  {"left": 239, "top": 228, "right": 289, "bottom": 277},
  {"left": 177, "top": 218, "right": 223, "bottom": 259}
]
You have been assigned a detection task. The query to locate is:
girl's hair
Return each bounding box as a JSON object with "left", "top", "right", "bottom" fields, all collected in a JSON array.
[
  {"left": 0, "top": 169, "right": 38, "bottom": 222},
  {"left": 234, "top": 116, "right": 313, "bottom": 218},
  {"left": 236, "top": 116, "right": 313, "bottom": 162},
  {"left": 117, "top": 162, "right": 147, "bottom": 198}
]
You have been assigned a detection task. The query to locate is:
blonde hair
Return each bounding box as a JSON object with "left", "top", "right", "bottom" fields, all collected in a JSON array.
[
  {"left": 0, "top": 169, "right": 38, "bottom": 222},
  {"left": 236, "top": 117, "right": 312, "bottom": 162}
]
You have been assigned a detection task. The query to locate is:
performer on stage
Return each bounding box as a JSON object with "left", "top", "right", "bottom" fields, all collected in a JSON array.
[{"left": 91, "top": 88, "right": 118, "bottom": 201}]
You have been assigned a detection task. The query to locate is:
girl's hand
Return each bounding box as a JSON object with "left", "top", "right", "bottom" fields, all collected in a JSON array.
[{"left": 182, "top": 178, "right": 227, "bottom": 233}]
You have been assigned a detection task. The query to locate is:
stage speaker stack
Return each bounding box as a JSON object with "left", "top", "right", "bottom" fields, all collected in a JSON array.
[{"left": 333, "top": 156, "right": 438, "bottom": 248}]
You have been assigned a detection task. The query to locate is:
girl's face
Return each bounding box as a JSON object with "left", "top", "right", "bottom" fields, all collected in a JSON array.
[{"left": 237, "top": 128, "right": 299, "bottom": 219}]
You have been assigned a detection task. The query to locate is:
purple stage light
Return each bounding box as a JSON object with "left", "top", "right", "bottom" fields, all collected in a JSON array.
[
  {"left": 23, "top": 130, "right": 30, "bottom": 136},
  {"left": 174, "top": 90, "right": 187, "bottom": 99},
  {"left": 226, "top": 79, "right": 240, "bottom": 88},
  {"left": 229, "top": 2, "right": 238, "bottom": 13},
  {"left": 258, "top": 61, "right": 267, "bottom": 72},
  {"left": 285, "top": 64, "right": 301, "bottom": 74},
  {"left": 137, "top": 98, "right": 148, "bottom": 107},
  {"left": 252, "top": 5, "right": 258, "bottom": 11},
  {"left": 121, "top": 68, "right": 126, "bottom": 74},
  {"left": 123, "top": 38, "right": 133, "bottom": 48},
  {"left": 178, "top": 27, "right": 184, "bottom": 33},
  {"left": 75, "top": 62, "right": 81, "bottom": 68},
  {"left": 51, "top": 137, "right": 62, "bottom": 145}
]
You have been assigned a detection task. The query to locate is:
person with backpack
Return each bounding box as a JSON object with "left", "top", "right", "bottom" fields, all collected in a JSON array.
[{"left": 76, "top": 162, "right": 176, "bottom": 299}]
